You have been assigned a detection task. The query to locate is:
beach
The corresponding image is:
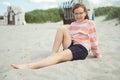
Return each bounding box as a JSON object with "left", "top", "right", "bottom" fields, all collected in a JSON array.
[{"left": 0, "top": 16, "right": 120, "bottom": 80}]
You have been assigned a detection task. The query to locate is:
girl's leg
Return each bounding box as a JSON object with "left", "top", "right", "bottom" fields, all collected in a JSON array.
[
  {"left": 11, "top": 49, "right": 73, "bottom": 69},
  {"left": 52, "top": 26, "right": 71, "bottom": 53},
  {"left": 11, "top": 26, "right": 72, "bottom": 69}
]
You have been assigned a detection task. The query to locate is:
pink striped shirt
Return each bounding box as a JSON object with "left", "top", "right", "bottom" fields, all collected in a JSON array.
[{"left": 69, "top": 19, "right": 99, "bottom": 55}]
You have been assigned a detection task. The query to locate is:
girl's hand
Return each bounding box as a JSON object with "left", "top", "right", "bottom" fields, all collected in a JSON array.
[{"left": 94, "top": 53, "right": 102, "bottom": 58}]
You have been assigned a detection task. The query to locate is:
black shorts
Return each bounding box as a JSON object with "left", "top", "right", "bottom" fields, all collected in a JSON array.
[{"left": 68, "top": 43, "right": 88, "bottom": 60}]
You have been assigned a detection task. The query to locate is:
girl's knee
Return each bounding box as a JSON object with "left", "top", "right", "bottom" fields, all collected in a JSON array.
[{"left": 58, "top": 26, "right": 67, "bottom": 31}]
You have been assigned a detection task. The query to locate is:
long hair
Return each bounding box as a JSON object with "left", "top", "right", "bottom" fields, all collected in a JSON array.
[{"left": 72, "top": 3, "right": 89, "bottom": 20}]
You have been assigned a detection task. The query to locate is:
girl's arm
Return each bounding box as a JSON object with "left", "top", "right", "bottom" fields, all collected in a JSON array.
[{"left": 89, "top": 21, "right": 102, "bottom": 58}]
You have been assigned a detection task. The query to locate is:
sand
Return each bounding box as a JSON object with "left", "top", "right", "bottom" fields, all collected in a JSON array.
[{"left": 0, "top": 16, "right": 120, "bottom": 80}]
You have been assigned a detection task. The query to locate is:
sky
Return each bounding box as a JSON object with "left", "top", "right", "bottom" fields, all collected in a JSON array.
[{"left": 0, "top": 0, "right": 120, "bottom": 15}]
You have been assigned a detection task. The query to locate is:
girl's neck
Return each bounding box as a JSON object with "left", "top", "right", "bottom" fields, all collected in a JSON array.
[{"left": 75, "top": 19, "right": 86, "bottom": 23}]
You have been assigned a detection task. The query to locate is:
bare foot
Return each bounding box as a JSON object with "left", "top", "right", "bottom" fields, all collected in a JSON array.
[{"left": 11, "top": 64, "right": 28, "bottom": 69}]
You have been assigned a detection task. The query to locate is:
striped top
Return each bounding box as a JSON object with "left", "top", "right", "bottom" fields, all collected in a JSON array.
[{"left": 69, "top": 19, "right": 99, "bottom": 55}]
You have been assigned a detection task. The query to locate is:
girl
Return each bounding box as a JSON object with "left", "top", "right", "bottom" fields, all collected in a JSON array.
[{"left": 11, "top": 3, "right": 102, "bottom": 69}]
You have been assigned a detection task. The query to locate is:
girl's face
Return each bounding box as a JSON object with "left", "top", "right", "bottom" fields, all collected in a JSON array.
[{"left": 73, "top": 7, "right": 86, "bottom": 22}]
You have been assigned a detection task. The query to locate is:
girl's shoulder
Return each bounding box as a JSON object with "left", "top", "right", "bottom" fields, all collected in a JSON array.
[
  {"left": 85, "top": 19, "right": 96, "bottom": 29},
  {"left": 70, "top": 19, "right": 95, "bottom": 27},
  {"left": 70, "top": 21, "right": 76, "bottom": 25},
  {"left": 85, "top": 19, "right": 95, "bottom": 25},
  {"left": 71, "top": 19, "right": 94, "bottom": 25}
]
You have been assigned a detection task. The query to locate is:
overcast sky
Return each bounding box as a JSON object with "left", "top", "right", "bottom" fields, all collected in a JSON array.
[{"left": 0, "top": 0, "right": 120, "bottom": 15}]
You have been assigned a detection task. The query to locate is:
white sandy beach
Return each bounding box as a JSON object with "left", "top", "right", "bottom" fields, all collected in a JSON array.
[{"left": 0, "top": 16, "right": 120, "bottom": 80}]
